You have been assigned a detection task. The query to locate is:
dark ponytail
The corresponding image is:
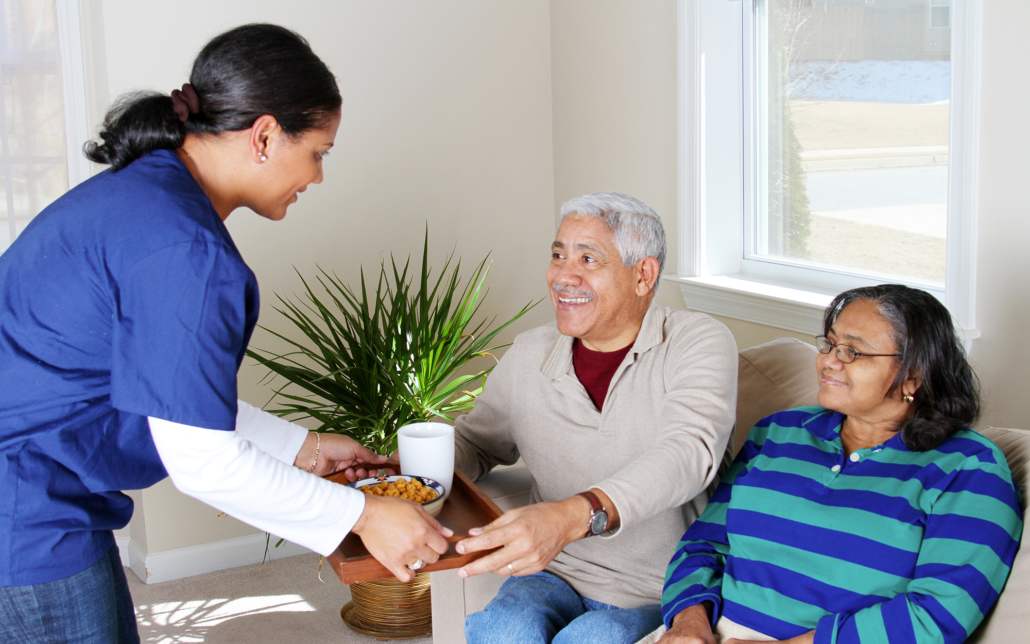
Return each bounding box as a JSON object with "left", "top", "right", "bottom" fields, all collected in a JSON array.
[
  {"left": 85, "top": 24, "right": 341, "bottom": 171},
  {"left": 823, "top": 284, "right": 980, "bottom": 452},
  {"left": 84, "top": 93, "right": 184, "bottom": 170}
]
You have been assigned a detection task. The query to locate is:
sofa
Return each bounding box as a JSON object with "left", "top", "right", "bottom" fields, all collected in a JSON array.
[{"left": 429, "top": 337, "right": 1030, "bottom": 643}]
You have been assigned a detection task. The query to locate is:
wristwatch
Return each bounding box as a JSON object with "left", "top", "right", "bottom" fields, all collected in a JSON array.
[{"left": 577, "top": 490, "right": 609, "bottom": 538}]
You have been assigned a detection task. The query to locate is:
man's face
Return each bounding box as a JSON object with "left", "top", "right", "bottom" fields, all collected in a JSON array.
[{"left": 546, "top": 215, "right": 650, "bottom": 352}]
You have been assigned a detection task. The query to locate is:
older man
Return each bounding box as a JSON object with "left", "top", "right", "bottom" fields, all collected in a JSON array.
[{"left": 453, "top": 192, "right": 738, "bottom": 644}]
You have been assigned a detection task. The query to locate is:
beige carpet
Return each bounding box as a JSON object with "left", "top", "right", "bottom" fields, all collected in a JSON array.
[{"left": 127, "top": 553, "right": 432, "bottom": 644}]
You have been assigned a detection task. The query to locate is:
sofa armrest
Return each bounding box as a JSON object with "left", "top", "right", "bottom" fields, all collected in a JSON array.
[
  {"left": 474, "top": 463, "right": 534, "bottom": 512},
  {"left": 965, "top": 426, "right": 1030, "bottom": 643}
]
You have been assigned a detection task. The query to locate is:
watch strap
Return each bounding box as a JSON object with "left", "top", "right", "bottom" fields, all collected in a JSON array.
[
  {"left": 578, "top": 490, "right": 603, "bottom": 513},
  {"left": 577, "top": 490, "right": 608, "bottom": 536}
]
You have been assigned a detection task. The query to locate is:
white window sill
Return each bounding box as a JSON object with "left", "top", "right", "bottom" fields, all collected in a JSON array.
[
  {"left": 664, "top": 273, "right": 980, "bottom": 350},
  {"left": 665, "top": 273, "right": 832, "bottom": 336}
]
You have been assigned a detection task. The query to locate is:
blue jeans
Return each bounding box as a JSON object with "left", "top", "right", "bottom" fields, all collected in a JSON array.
[
  {"left": 465, "top": 571, "right": 663, "bottom": 644},
  {"left": 0, "top": 544, "right": 139, "bottom": 643}
]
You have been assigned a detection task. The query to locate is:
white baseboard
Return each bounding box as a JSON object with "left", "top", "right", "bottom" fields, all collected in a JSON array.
[
  {"left": 117, "top": 534, "right": 311, "bottom": 584},
  {"left": 115, "top": 536, "right": 131, "bottom": 573}
]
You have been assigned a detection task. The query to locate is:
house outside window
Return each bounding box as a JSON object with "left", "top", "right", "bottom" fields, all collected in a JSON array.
[
  {"left": 931, "top": 0, "right": 952, "bottom": 29},
  {"left": 673, "top": 0, "right": 979, "bottom": 342}
]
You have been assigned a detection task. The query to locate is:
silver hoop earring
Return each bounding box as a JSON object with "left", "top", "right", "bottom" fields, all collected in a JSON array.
[{"left": 259, "top": 153, "right": 267, "bottom": 162}]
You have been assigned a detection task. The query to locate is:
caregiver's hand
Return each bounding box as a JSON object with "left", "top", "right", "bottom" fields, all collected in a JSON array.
[
  {"left": 294, "top": 432, "right": 391, "bottom": 481},
  {"left": 351, "top": 494, "right": 454, "bottom": 582}
]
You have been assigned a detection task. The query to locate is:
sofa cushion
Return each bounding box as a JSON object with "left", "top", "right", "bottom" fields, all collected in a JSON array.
[
  {"left": 734, "top": 338, "right": 820, "bottom": 456},
  {"left": 475, "top": 464, "right": 533, "bottom": 513},
  {"left": 966, "top": 426, "right": 1030, "bottom": 643}
]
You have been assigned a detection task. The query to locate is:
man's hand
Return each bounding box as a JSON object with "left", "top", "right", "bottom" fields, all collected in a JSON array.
[
  {"left": 657, "top": 604, "right": 716, "bottom": 644},
  {"left": 454, "top": 494, "right": 595, "bottom": 578},
  {"left": 351, "top": 495, "right": 454, "bottom": 582},
  {"left": 294, "top": 432, "right": 392, "bottom": 480}
]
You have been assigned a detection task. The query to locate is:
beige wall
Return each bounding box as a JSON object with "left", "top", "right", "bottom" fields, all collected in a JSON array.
[
  {"left": 970, "top": 0, "right": 1030, "bottom": 430},
  {"left": 550, "top": 0, "right": 685, "bottom": 312},
  {"left": 98, "top": 0, "right": 557, "bottom": 552}
]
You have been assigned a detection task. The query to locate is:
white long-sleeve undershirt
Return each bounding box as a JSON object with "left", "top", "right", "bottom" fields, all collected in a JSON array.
[
  {"left": 148, "top": 401, "right": 365, "bottom": 556},
  {"left": 232, "top": 399, "right": 309, "bottom": 463}
]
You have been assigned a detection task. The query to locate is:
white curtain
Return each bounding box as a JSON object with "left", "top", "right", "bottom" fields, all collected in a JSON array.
[{"left": 0, "top": 0, "right": 77, "bottom": 253}]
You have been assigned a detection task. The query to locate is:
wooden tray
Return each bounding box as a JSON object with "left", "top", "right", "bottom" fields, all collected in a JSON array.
[{"left": 324, "top": 468, "right": 503, "bottom": 584}]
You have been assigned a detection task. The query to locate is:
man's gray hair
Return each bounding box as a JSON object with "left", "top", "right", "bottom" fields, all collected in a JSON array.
[{"left": 560, "top": 192, "right": 666, "bottom": 291}]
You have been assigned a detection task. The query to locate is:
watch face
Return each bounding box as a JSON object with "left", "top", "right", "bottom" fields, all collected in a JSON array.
[{"left": 589, "top": 510, "right": 608, "bottom": 535}]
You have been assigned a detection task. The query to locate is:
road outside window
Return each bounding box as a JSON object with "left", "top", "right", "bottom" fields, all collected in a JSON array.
[{"left": 753, "top": 0, "right": 950, "bottom": 285}]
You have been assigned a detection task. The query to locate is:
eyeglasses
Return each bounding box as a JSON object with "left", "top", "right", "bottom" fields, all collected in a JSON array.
[{"left": 815, "top": 335, "right": 901, "bottom": 364}]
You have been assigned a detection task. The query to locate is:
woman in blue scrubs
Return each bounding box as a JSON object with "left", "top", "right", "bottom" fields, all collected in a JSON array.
[{"left": 0, "top": 24, "right": 451, "bottom": 643}]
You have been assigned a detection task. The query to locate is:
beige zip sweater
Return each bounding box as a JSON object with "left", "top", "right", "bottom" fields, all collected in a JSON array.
[{"left": 455, "top": 305, "right": 737, "bottom": 609}]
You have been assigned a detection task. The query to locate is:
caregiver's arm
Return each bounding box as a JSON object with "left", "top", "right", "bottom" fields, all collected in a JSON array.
[
  {"left": 233, "top": 400, "right": 389, "bottom": 479},
  {"left": 232, "top": 399, "right": 309, "bottom": 464},
  {"left": 148, "top": 417, "right": 451, "bottom": 581}
]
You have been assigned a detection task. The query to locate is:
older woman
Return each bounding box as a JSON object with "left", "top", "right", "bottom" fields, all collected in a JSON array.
[{"left": 658, "top": 285, "right": 1022, "bottom": 644}]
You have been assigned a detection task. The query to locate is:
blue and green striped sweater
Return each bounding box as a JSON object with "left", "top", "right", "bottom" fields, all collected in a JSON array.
[{"left": 662, "top": 407, "right": 1023, "bottom": 644}]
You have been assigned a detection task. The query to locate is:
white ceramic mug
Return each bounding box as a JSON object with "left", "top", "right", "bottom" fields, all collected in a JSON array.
[{"left": 397, "top": 422, "right": 455, "bottom": 501}]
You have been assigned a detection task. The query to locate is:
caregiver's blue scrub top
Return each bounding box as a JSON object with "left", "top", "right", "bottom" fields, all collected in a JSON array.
[{"left": 0, "top": 149, "right": 259, "bottom": 586}]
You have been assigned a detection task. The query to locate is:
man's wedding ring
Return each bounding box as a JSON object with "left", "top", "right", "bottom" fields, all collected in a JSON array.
[
  {"left": 408, "top": 558, "right": 424, "bottom": 571},
  {"left": 507, "top": 563, "right": 516, "bottom": 575}
]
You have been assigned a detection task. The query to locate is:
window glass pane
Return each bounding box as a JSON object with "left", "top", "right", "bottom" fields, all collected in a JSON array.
[
  {"left": 930, "top": 6, "right": 951, "bottom": 29},
  {"left": 755, "top": 0, "right": 950, "bottom": 284},
  {"left": 0, "top": 0, "right": 68, "bottom": 254}
]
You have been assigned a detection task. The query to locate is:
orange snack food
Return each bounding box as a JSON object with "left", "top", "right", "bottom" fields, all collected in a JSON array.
[{"left": 360, "top": 478, "right": 438, "bottom": 504}]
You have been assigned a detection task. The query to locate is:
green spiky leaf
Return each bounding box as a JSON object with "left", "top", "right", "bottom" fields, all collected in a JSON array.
[{"left": 246, "top": 228, "right": 539, "bottom": 455}]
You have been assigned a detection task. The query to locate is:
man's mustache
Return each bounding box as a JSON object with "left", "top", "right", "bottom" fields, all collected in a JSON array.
[{"left": 552, "top": 284, "right": 594, "bottom": 299}]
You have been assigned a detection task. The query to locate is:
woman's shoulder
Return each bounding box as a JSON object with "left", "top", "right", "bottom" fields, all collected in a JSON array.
[
  {"left": 742, "top": 406, "right": 838, "bottom": 450},
  {"left": 932, "top": 428, "right": 1016, "bottom": 475},
  {"left": 71, "top": 150, "right": 207, "bottom": 218},
  {"left": 926, "top": 430, "right": 1022, "bottom": 528},
  {"left": 86, "top": 152, "right": 237, "bottom": 257},
  {"left": 756, "top": 406, "right": 837, "bottom": 432}
]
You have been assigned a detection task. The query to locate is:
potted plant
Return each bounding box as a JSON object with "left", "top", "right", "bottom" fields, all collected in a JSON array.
[{"left": 246, "top": 231, "right": 536, "bottom": 638}]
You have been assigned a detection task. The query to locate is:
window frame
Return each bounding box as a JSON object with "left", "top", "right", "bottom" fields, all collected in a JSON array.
[
  {"left": 669, "top": 0, "right": 981, "bottom": 343},
  {"left": 56, "top": 0, "right": 92, "bottom": 188}
]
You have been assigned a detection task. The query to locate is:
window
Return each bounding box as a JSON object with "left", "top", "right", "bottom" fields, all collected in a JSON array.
[
  {"left": 672, "top": 0, "right": 979, "bottom": 341},
  {"left": 0, "top": 0, "right": 89, "bottom": 254}
]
